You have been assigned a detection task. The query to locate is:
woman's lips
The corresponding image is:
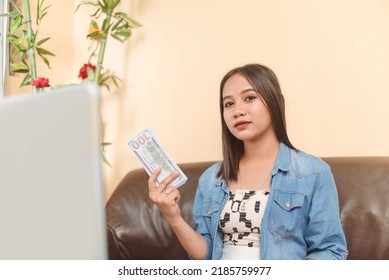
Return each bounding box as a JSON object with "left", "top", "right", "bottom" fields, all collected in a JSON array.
[{"left": 234, "top": 121, "right": 250, "bottom": 130}]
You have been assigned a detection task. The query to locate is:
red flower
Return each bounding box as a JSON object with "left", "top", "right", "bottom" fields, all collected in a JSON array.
[
  {"left": 32, "top": 77, "right": 50, "bottom": 88},
  {"left": 78, "top": 63, "right": 96, "bottom": 80}
]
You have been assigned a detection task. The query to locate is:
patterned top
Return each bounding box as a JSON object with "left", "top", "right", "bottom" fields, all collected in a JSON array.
[{"left": 219, "top": 190, "right": 270, "bottom": 247}]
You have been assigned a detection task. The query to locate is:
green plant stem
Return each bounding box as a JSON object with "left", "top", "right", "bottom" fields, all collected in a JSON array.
[
  {"left": 23, "top": 0, "right": 37, "bottom": 93},
  {"left": 94, "top": 14, "right": 112, "bottom": 83}
]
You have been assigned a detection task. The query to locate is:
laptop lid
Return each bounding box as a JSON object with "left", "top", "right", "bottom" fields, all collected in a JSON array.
[{"left": 0, "top": 83, "right": 107, "bottom": 259}]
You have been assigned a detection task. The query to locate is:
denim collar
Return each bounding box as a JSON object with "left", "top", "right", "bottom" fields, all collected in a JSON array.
[{"left": 272, "top": 142, "right": 291, "bottom": 174}]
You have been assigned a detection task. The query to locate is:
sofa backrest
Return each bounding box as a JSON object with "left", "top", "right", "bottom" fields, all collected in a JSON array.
[
  {"left": 106, "top": 157, "right": 389, "bottom": 260},
  {"left": 326, "top": 157, "right": 389, "bottom": 259}
]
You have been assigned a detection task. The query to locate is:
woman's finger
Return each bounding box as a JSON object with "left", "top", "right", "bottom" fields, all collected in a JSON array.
[
  {"left": 154, "top": 171, "right": 180, "bottom": 195},
  {"left": 159, "top": 171, "right": 180, "bottom": 187},
  {"left": 148, "top": 168, "right": 162, "bottom": 194},
  {"left": 162, "top": 187, "right": 181, "bottom": 205},
  {"left": 148, "top": 169, "right": 180, "bottom": 199}
]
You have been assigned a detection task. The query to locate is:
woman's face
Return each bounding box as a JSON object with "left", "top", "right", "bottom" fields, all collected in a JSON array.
[{"left": 222, "top": 73, "right": 275, "bottom": 143}]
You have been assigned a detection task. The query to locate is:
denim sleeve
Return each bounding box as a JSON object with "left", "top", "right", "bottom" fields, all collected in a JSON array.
[
  {"left": 189, "top": 172, "right": 213, "bottom": 260},
  {"left": 304, "top": 161, "right": 348, "bottom": 260}
]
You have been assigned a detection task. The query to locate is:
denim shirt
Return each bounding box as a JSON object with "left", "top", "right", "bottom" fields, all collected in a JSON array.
[{"left": 192, "top": 143, "right": 348, "bottom": 260}]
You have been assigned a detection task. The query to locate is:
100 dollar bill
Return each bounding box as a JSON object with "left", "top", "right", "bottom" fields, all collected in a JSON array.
[{"left": 128, "top": 128, "right": 187, "bottom": 188}]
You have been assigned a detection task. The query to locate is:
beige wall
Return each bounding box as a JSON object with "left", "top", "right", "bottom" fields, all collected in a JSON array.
[{"left": 7, "top": 0, "right": 389, "bottom": 199}]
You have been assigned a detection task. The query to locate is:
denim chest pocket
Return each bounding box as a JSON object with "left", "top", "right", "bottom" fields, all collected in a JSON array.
[{"left": 269, "top": 191, "right": 305, "bottom": 237}]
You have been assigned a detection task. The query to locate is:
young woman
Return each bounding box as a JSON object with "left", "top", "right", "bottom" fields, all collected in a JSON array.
[{"left": 148, "top": 63, "right": 347, "bottom": 260}]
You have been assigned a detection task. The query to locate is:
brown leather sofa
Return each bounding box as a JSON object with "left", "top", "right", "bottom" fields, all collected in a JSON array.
[{"left": 106, "top": 157, "right": 389, "bottom": 260}]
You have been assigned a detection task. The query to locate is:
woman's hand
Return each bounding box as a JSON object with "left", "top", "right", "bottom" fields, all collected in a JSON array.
[
  {"left": 148, "top": 168, "right": 208, "bottom": 259},
  {"left": 148, "top": 168, "right": 181, "bottom": 223}
]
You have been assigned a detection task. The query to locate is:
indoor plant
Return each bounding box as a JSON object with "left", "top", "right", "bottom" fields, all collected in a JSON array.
[{"left": 1, "top": 0, "right": 141, "bottom": 164}]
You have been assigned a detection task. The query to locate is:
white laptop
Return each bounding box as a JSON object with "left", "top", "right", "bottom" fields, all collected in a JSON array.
[{"left": 0, "top": 83, "right": 107, "bottom": 259}]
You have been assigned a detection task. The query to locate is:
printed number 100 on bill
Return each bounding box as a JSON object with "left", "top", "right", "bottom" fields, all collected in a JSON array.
[{"left": 128, "top": 128, "right": 187, "bottom": 188}]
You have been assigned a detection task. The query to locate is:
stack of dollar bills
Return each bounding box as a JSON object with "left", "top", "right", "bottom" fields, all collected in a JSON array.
[{"left": 128, "top": 128, "right": 188, "bottom": 188}]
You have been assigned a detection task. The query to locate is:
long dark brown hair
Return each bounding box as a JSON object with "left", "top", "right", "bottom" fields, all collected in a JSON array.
[{"left": 217, "top": 64, "right": 296, "bottom": 182}]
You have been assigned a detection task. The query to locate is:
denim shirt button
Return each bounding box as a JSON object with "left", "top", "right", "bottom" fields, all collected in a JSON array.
[
  {"left": 286, "top": 202, "right": 291, "bottom": 209},
  {"left": 208, "top": 209, "right": 212, "bottom": 215}
]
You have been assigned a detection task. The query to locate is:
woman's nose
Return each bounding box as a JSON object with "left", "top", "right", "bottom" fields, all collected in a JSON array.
[{"left": 233, "top": 108, "right": 246, "bottom": 118}]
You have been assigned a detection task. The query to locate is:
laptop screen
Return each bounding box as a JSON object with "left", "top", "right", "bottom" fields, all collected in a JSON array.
[{"left": 0, "top": 83, "right": 107, "bottom": 259}]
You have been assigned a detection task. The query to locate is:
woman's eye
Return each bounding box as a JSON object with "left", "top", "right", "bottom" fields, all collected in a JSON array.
[
  {"left": 245, "top": 95, "right": 256, "bottom": 101},
  {"left": 224, "top": 102, "right": 233, "bottom": 108}
]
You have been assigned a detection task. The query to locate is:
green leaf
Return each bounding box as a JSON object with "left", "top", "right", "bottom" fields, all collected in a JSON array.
[
  {"left": 13, "top": 69, "right": 30, "bottom": 74},
  {"left": 75, "top": 1, "right": 101, "bottom": 18},
  {"left": 102, "top": 142, "right": 112, "bottom": 147},
  {"left": 101, "top": 151, "right": 112, "bottom": 167},
  {"left": 37, "top": 0, "right": 42, "bottom": 24},
  {"left": 111, "top": 76, "right": 120, "bottom": 88},
  {"left": 40, "top": 5, "right": 52, "bottom": 19},
  {"left": 36, "top": 47, "right": 55, "bottom": 56},
  {"left": 81, "top": 0, "right": 100, "bottom": 6},
  {"left": 87, "top": 67, "right": 96, "bottom": 80},
  {"left": 99, "top": 76, "right": 110, "bottom": 85},
  {"left": 98, "top": 1, "right": 107, "bottom": 11},
  {"left": 115, "top": 28, "right": 132, "bottom": 36},
  {"left": 110, "top": 33, "right": 124, "bottom": 43},
  {"left": 21, "top": 29, "right": 29, "bottom": 42},
  {"left": 10, "top": 63, "right": 29, "bottom": 72},
  {"left": 91, "top": 8, "right": 102, "bottom": 18},
  {"left": 91, "top": 19, "right": 99, "bottom": 29},
  {"left": 102, "top": 17, "right": 111, "bottom": 32},
  {"left": 39, "top": 55, "right": 51, "bottom": 68},
  {"left": 106, "top": 0, "right": 120, "bottom": 11},
  {"left": 37, "top": 0, "right": 43, "bottom": 12},
  {"left": 9, "top": 34, "right": 24, "bottom": 46},
  {"left": 37, "top": 37, "right": 50, "bottom": 46},
  {"left": 100, "top": 82, "right": 110, "bottom": 91},
  {"left": 87, "top": 31, "right": 103, "bottom": 40},
  {"left": 127, "top": 17, "right": 142, "bottom": 28},
  {"left": 10, "top": 15, "right": 22, "bottom": 33},
  {"left": 0, "top": 11, "right": 20, "bottom": 18},
  {"left": 111, "top": 28, "right": 132, "bottom": 42},
  {"left": 114, "top": 12, "right": 142, "bottom": 27},
  {"left": 111, "top": 18, "right": 124, "bottom": 31},
  {"left": 21, "top": 53, "right": 29, "bottom": 63},
  {"left": 20, "top": 74, "right": 32, "bottom": 87},
  {"left": 38, "top": 11, "right": 48, "bottom": 22}
]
